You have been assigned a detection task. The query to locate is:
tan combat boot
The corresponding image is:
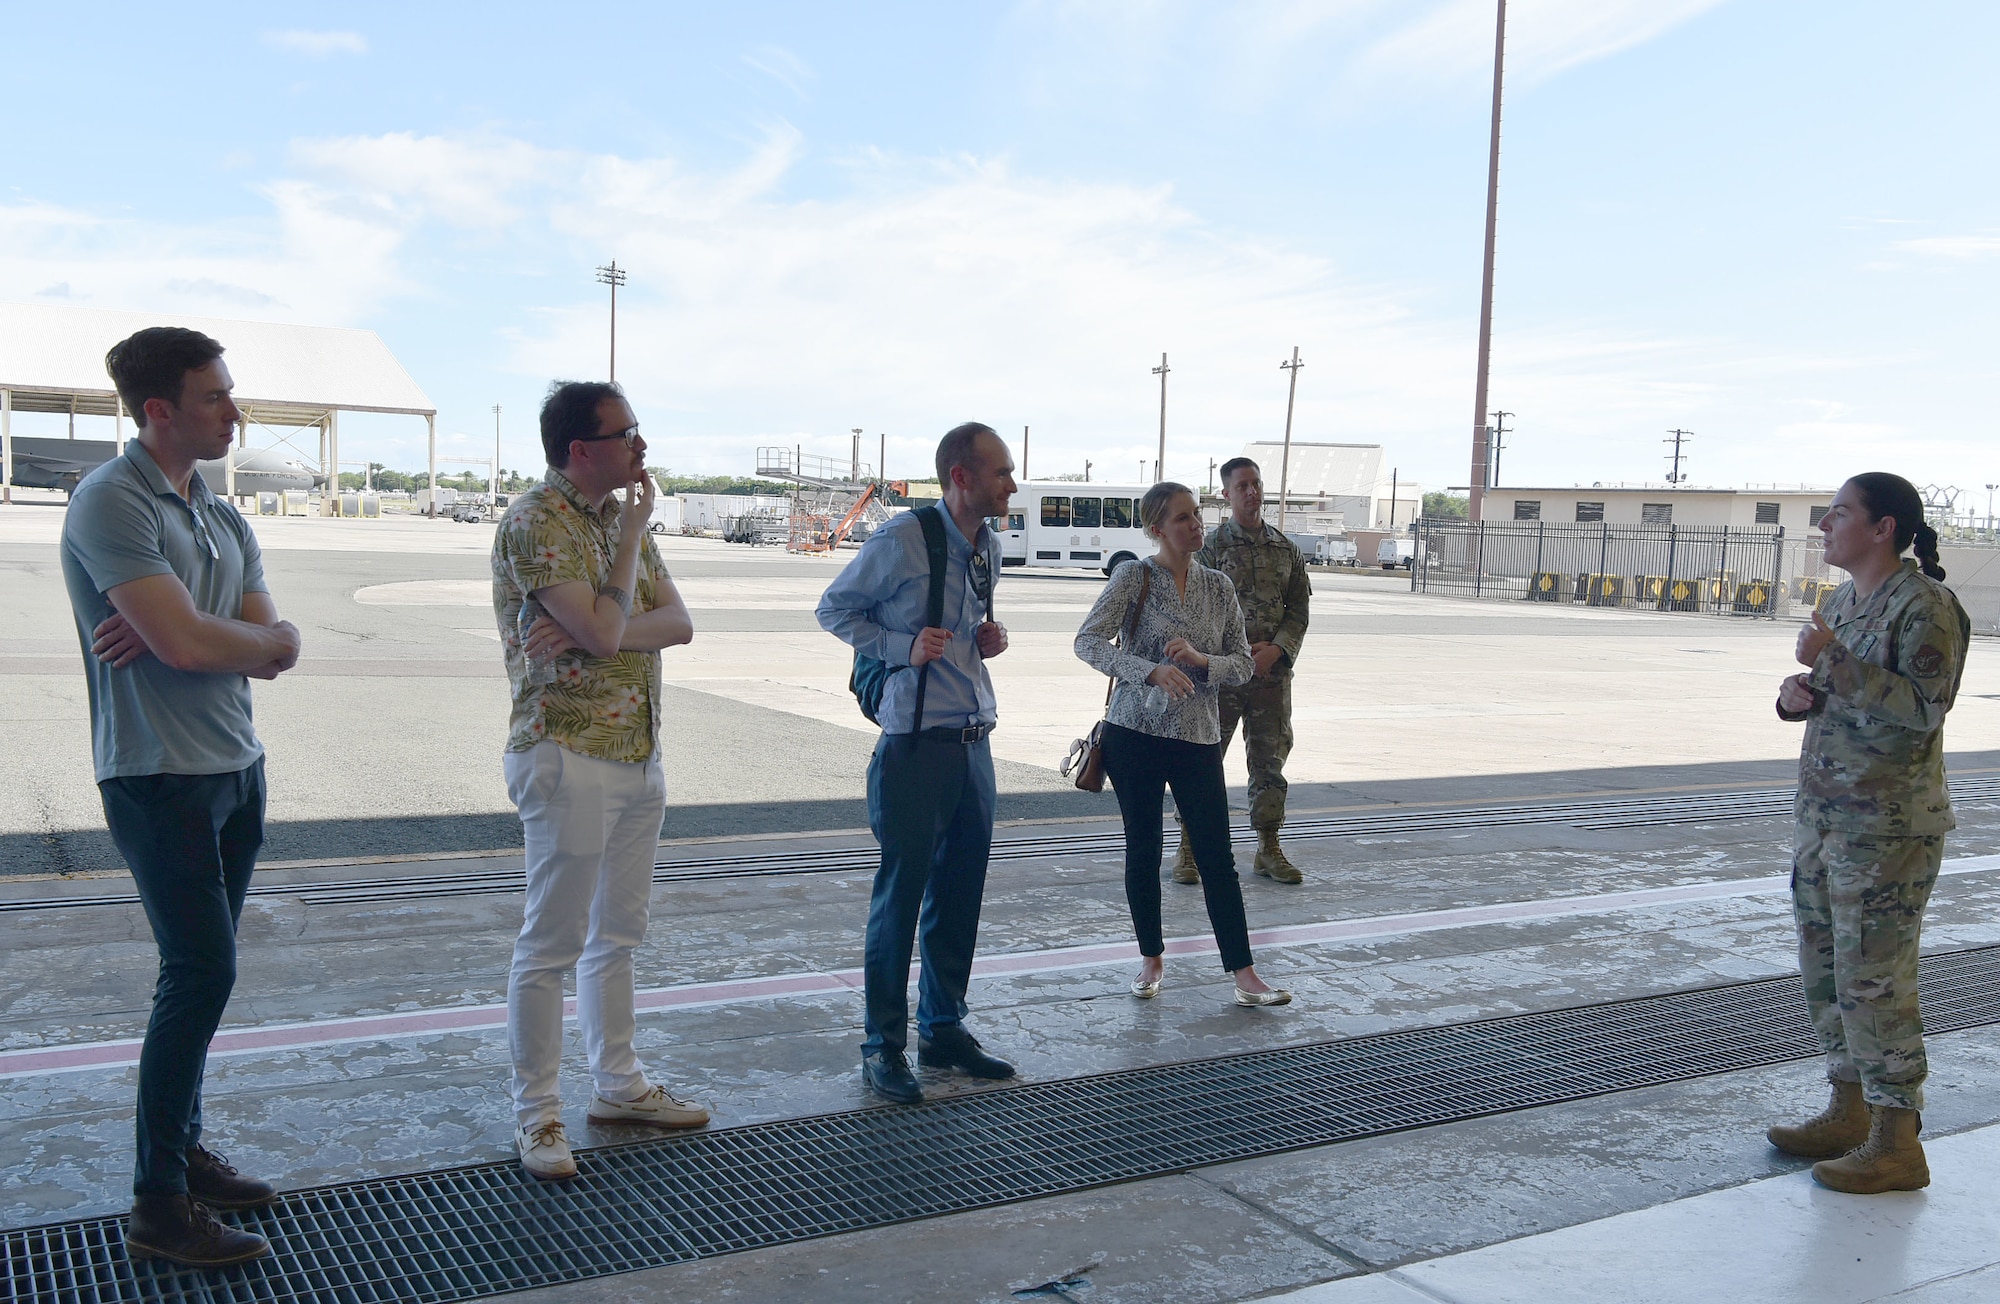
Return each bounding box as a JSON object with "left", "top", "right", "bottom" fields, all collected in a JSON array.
[
  {"left": 1812, "top": 1105, "right": 1930, "bottom": 1194},
  {"left": 1171, "top": 828, "right": 1200, "bottom": 884},
  {"left": 1252, "top": 828, "right": 1302, "bottom": 884},
  {"left": 1767, "top": 1078, "right": 1869, "bottom": 1158}
]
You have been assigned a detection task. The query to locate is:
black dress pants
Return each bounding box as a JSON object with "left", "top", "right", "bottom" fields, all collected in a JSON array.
[
  {"left": 99, "top": 760, "right": 265, "bottom": 1196},
  {"left": 1100, "top": 723, "right": 1253, "bottom": 971}
]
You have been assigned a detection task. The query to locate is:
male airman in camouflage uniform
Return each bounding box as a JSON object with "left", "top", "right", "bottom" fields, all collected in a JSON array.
[
  {"left": 1174, "top": 457, "right": 1311, "bottom": 885},
  {"left": 1769, "top": 487, "right": 1970, "bottom": 1194}
]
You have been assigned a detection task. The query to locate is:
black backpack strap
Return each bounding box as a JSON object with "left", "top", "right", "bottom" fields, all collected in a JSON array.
[{"left": 909, "top": 505, "right": 950, "bottom": 735}]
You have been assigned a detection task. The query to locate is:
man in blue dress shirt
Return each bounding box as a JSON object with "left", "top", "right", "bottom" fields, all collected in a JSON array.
[{"left": 817, "top": 422, "right": 1017, "bottom": 1103}]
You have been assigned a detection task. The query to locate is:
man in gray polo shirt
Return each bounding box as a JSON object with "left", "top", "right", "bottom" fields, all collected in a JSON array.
[{"left": 60, "top": 326, "right": 301, "bottom": 1267}]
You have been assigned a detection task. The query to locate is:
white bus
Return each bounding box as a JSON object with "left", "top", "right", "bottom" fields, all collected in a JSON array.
[{"left": 992, "top": 481, "right": 1156, "bottom": 576}]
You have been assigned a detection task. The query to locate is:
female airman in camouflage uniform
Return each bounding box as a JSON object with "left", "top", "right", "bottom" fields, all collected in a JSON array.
[{"left": 1768, "top": 472, "right": 1970, "bottom": 1194}]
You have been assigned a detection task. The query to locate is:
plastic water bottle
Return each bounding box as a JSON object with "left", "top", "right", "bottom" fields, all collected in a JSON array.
[{"left": 517, "top": 597, "right": 557, "bottom": 687}]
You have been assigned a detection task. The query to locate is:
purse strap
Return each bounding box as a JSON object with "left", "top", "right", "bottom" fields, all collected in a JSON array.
[{"left": 1103, "top": 562, "right": 1153, "bottom": 710}]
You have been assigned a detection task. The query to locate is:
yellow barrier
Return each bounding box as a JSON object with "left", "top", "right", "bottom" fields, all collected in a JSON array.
[{"left": 1527, "top": 571, "right": 1570, "bottom": 602}]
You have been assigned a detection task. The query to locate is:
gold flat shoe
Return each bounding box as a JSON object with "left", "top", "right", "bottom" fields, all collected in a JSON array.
[
  {"left": 1130, "top": 976, "right": 1163, "bottom": 999},
  {"left": 1233, "top": 986, "right": 1292, "bottom": 1007}
]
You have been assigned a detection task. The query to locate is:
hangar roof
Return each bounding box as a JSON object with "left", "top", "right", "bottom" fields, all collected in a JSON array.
[{"left": 0, "top": 302, "right": 434, "bottom": 427}]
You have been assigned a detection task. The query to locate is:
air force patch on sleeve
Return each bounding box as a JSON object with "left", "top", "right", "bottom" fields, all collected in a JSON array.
[{"left": 1911, "top": 645, "right": 1945, "bottom": 678}]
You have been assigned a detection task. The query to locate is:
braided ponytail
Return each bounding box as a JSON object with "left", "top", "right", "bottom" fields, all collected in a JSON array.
[{"left": 1912, "top": 523, "right": 1947, "bottom": 580}]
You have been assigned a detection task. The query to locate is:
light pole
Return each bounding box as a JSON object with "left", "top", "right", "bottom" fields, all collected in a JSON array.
[
  {"left": 1152, "top": 352, "right": 1170, "bottom": 481},
  {"left": 1084, "top": 459, "right": 1092, "bottom": 484},
  {"left": 1986, "top": 483, "right": 1997, "bottom": 533},
  {"left": 1277, "top": 346, "right": 1304, "bottom": 533},
  {"left": 595, "top": 261, "right": 627, "bottom": 381},
  {"left": 1466, "top": 0, "right": 1507, "bottom": 521},
  {"left": 493, "top": 404, "right": 503, "bottom": 504},
  {"left": 851, "top": 428, "right": 863, "bottom": 482}
]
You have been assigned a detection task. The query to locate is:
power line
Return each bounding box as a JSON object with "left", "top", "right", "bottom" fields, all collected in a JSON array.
[{"left": 1664, "top": 429, "right": 1692, "bottom": 485}]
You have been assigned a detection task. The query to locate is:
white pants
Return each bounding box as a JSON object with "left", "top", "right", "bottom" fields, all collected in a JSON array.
[{"left": 503, "top": 741, "right": 666, "bottom": 1128}]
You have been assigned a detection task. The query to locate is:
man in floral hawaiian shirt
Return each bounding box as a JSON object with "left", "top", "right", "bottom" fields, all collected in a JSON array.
[{"left": 490, "top": 380, "right": 701, "bottom": 1181}]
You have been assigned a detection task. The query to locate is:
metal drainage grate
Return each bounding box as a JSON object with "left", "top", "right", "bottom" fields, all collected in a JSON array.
[
  {"left": 16, "top": 774, "right": 2000, "bottom": 913},
  {"left": 8, "top": 944, "right": 2000, "bottom": 1304}
]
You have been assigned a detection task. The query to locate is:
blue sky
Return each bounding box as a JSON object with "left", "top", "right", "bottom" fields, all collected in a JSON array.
[{"left": 4, "top": 2, "right": 1996, "bottom": 509}]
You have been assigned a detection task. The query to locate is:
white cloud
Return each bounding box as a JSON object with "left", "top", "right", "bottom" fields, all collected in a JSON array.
[
  {"left": 1352, "top": 0, "right": 1730, "bottom": 90},
  {"left": 1895, "top": 234, "right": 2000, "bottom": 260},
  {"left": 261, "top": 29, "right": 368, "bottom": 57},
  {"left": 743, "top": 46, "right": 814, "bottom": 100}
]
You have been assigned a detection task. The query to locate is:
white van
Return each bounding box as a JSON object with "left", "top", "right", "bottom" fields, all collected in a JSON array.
[
  {"left": 998, "top": 481, "right": 1155, "bottom": 576},
  {"left": 1377, "top": 537, "right": 1416, "bottom": 570}
]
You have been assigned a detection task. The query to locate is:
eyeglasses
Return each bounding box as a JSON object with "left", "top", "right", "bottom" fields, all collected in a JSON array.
[
  {"left": 969, "top": 550, "right": 992, "bottom": 602},
  {"left": 186, "top": 501, "right": 220, "bottom": 561},
  {"left": 573, "top": 425, "right": 641, "bottom": 447}
]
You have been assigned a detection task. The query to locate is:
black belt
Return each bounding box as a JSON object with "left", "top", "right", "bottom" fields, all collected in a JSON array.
[{"left": 917, "top": 723, "right": 994, "bottom": 744}]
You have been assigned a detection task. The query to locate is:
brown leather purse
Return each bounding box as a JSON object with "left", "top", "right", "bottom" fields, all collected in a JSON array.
[{"left": 1061, "top": 564, "right": 1152, "bottom": 792}]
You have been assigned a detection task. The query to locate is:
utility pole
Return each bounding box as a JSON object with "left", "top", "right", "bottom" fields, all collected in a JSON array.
[
  {"left": 1664, "top": 429, "right": 1692, "bottom": 484},
  {"left": 1467, "top": 0, "right": 1508, "bottom": 521},
  {"left": 1389, "top": 467, "right": 1399, "bottom": 530},
  {"left": 1021, "top": 425, "right": 1029, "bottom": 481},
  {"left": 1488, "top": 410, "right": 1513, "bottom": 487},
  {"left": 1277, "top": 346, "right": 1304, "bottom": 534},
  {"left": 1208, "top": 458, "right": 1217, "bottom": 497},
  {"left": 851, "top": 428, "right": 862, "bottom": 482},
  {"left": 1152, "top": 352, "right": 1170, "bottom": 482},
  {"left": 493, "top": 404, "right": 503, "bottom": 503},
  {"left": 595, "top": 261, "right": 627, "bottom": 381},
  {"left": 1985, "top": 483, "right": 1996, "bottom": 533},
  {"left": 879, "top": 432, "right": 886, "bottom": 484},
  {"left": 1084, "top": 459, "right": 1092, "bottom": 484}
]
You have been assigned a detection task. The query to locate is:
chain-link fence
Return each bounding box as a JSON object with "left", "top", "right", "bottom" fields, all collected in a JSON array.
[{"left": 1409, "top": 518, "right": 2000, "bottom": 635}]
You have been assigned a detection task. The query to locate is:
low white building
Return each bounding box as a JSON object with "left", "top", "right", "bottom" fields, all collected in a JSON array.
[{"left": 1480, "top": 483, "right": 1837, "bottom": 533}]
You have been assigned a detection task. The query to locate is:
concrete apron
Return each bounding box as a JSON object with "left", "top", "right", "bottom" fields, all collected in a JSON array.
[{"left": 4, "top": 782, "right": 2000, "bottom": 1304}]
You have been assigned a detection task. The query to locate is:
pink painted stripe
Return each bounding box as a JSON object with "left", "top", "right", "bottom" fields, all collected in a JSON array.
[{"left": 6, "top": 857, "right": 1993, "bottom": 1080}]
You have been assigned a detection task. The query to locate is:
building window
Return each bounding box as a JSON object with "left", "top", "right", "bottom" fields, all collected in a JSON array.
[
  {"left": 1513, "top": 500, "right": 1541, "bottom": 521},
  {"left": 1755, "top": 502, "right": 1781, "bottom": 525},
  {"left": 1103, "top": 498, "right": 1132, "bottom": 529},
  {"left": 1575, "top": 501, "right": 1605, "bottom": 523},
  {"left": 1040, "top": 496, "right": 1070, "bottom": 528},
  {"left": 1810, "top": 505, "right": 1830, "bottom": 527},
  {"left": 1071, "top": 497, "right": 1102, "bottom": 529},
  {"left": 1641, "top": 503, "right": 1673, "bottom": 525}
]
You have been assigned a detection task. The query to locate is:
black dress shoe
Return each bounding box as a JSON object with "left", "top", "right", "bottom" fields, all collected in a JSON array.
[
  {"left": 861, "top": 1050, "right": 924, "bottom": 1104},
  {"left": 185, "top": 1145, "right": 276, "bottom": 1209},
  {"left": 917, "top": 1029, "right": 1016, "bottom": 1080},
  {"left": 126, "top": 1193, "right": 271, "bottom": 1267}
]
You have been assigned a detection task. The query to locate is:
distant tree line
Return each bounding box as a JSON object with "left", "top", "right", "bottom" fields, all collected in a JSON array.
[{"left": 1422, "top": 491, "right": 1468, "bottom": 519}]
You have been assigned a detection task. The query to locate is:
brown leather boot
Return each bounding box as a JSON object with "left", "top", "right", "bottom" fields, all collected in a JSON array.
[
  {"left": 1252, "top": 828, "right": 1302, "bottom": 884},
  {"left": 1767, "top": 1079, "right": 1868, "bottom": 1158},
  {"left": 1171, "top": 833, "right": 1200, "bottom": 884},
  {"left": 126, "top": 1193, "right": 271, "bottom": 1266},
  {"left": 185, "top": 1144, "right": 276, "bottom": 1209},
  {"left": 1812, "top": 1105, "right": 1930, "bottom": 1194}
]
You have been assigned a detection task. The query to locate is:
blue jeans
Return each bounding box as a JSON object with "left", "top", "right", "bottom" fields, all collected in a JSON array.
[
  {"left": 99, "top": 760, "right": 266, "bottom": 1197},
  {"left": 862, "top": 733, "right": 996, "bottom": 1055}
]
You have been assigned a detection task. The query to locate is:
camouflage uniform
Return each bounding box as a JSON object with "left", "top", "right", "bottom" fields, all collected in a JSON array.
[
  {"left": 1195, "top": 519, "right": 1311, "bottom": 833},
  {"left": 1780, "top": 559, "right": 1970, "bottom": 1111}
]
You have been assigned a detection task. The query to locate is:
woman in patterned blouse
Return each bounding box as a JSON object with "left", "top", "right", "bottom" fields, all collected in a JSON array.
[{"left": 1074, "top": 483, "right": 1292, "bottom": 1007}]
